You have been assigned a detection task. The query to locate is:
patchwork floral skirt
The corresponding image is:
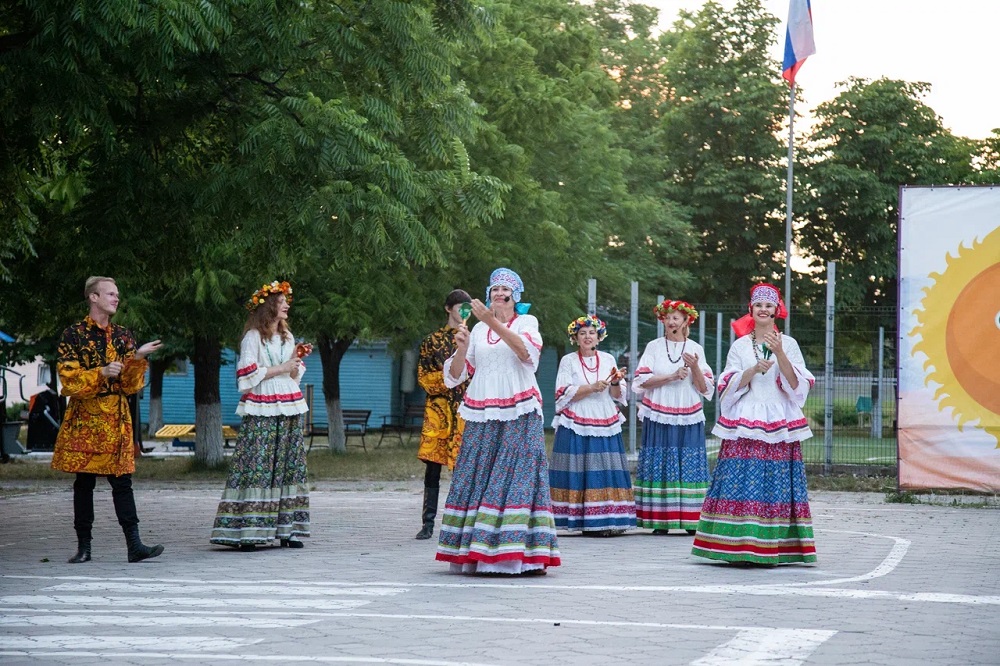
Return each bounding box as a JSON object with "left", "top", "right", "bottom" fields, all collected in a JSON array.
[
  {"left": 436, "top": 412, "right": 561, "bottom": 574},
  {"left": 210, "top": 414, "right": 310, "bottom": 546}
]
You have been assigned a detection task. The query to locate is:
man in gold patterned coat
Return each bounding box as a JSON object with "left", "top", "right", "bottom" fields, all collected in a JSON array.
[
  {"left": 415, "top": 289, "right": 472, "bottom": 540},
  {"left": 52, "top": 276, "right": 164, "bottom": 563}
]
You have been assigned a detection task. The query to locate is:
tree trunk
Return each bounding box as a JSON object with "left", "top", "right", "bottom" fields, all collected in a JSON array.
[
  {"left": 146, "top": 356, "right": 171, "bottom": 437},
  {"left": 317, "top": 333, "right": 353, "bottom": 454},
  {"left": 193, "top": 335, "right": 225, "bottom": 467}
]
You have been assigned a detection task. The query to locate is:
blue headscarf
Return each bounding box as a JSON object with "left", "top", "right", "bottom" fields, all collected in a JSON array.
[{"left": 486, "top": 267, "right": 531, "bottom": 315}]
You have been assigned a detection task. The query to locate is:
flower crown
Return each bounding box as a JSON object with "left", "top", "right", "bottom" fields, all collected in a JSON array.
[
  {"left": 567, "top": 314, "right": 608, "bottom": 344},
  {"left": 654, "top": 299, "right": 698, "bottom": 325},
  {"left": 247, "top": 280, "right": 293, "bottom": 311}
]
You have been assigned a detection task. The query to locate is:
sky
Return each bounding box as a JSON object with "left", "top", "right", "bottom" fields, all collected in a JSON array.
[{"left": 644, "top": 0, "right": 999, "bottom": 140}]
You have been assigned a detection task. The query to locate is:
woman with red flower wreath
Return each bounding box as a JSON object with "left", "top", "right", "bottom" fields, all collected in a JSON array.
[
  {"left": 435, "top": 267, "right": 560, "bottom": 575},
  {"left": 691, "top": 283, "right": 817, "bottom": 565},
  {"left": 632, "top": 299, "right": 715, "bottom": 535},
  {"left": 209, "top": 280, "right": 312, "bottom": 551},
  {"left": 548, "top": 315, "right": 636, "bottom": 536}
]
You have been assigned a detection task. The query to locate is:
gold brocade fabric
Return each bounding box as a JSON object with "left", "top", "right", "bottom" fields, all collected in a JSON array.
[
  {"left": 50, "top": 316, "right": 148, "bottom": 476},
  {"left": 416, "top": 326, "right": 469, "bottom": 469}
]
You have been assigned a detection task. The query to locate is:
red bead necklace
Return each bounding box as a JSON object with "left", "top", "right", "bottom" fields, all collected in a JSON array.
[
  {"left": 578, "top": 349, "right": 600, "bottom": 382},
  {"left": 486, "top": 314, "right": 519, "bottom": 345}
]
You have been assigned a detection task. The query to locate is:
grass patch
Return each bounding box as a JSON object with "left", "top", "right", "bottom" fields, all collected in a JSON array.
[{"left": 885, "top": 490, "right": 921, "bottom": 504}]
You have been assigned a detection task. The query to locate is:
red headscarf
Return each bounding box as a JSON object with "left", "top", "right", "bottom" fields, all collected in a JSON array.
[{"left": 731, "top": 283, "right": 787, "bottom": 337}]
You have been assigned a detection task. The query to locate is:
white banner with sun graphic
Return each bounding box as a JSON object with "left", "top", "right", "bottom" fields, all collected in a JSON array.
[{"left": 899, "top": 185, "right": 1000, "bottom": 492}]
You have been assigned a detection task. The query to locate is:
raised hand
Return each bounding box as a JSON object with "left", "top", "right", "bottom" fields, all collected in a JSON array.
[
  {"left": 762, "top": 331, "right": 783, "bottom": 355},
  {"left": 682, "top": 351, "right": 699, "bottom": 368},
  {"left": 470, "top": 299, "right": 494, "bottom": 324},
  {"left": 136, "top": 340, "right": 163, "bottom": 359},
  {"left": 454, "top": 325, "right": 470, "bottom": 351}
]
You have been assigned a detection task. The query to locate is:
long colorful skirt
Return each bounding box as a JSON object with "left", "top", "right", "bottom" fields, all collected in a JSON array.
[
  {"left": 436, "top": 412, "right": 561, "bottom": 574},
  {"left": 210, "top": 414, "right": 310, "bottom": 546},
  {"left": 549, "top": 428, "right": 636, "bottom": 532},
  {"left": 691, "top": 437, "right": 816, "bottom": 564},
  {"left": 634, "top": 420, "right": 709, "bottom": 531}
]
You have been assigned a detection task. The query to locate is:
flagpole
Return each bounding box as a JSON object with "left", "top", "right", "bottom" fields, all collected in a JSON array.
[{"left": 784, "top": 81, "right": 795, "bottom": 337}]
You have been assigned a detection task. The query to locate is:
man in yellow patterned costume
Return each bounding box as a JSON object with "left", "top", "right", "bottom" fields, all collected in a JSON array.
[
  {"left": 52, "top": 276, "right": 164, "bottom": 563},
  {"left": 415, "top": 289, "right": 472, "bottom": 540}
]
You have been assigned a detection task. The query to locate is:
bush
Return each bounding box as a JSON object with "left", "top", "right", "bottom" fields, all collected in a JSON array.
[
  {"left": 811, "top": 402, "right": 858, "bottom": 427},
  {"left": 5, "top": 402, "right": 27, "bottom": 421}
]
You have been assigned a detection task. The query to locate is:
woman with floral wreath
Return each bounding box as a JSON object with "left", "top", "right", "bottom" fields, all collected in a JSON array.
[
  {"left": 549, "top": 315, "right": 635, "bottom": 536},
  {"left": 632, "top": 299, "right": 714, "bottom": 535},
  {"left": 691, "top": 283, "right": 816, "bottom": 565},
  {"left": 436, "top": 267, "right": 560, "bottom": 575},
  {"left": 210, "top": 280, "right": 312, "bottom": 551}
]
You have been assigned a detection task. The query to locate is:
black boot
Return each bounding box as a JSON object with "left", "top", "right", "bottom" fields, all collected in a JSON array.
[
  {"left": 124, "top": 525, "right": 164, "bottom": 563},
  {"left": 68, "top": 535, "right": 92, "bottom": 563},
  {"left": 415, "top": 486, "right": 439, "bottom": 540},
  {"left": 70, "top": 473, "right": 96, "bottom": 563}
]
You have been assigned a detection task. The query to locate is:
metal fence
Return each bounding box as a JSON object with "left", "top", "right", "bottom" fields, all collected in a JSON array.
[{"left": 601, "top": 301, "right": 897, "bottom": 475}]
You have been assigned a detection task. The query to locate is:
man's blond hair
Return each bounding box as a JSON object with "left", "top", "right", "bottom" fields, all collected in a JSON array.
[{"left": 84, "top": 276, "right": 116, "bottom": 300}]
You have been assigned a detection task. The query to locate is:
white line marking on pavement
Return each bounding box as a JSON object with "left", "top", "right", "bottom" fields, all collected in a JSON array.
[
  {"left": 0, "top": 613, "right": 319, "bottom": 628},
  {"left": 0, "top": 595, "right": 371, "bottom": 611},
  {"left": 0, "top": 652, "right": 495, "bottom": 666},
  {"left": 691, "top": 628, "right": 837, "bottom": 666},
  {"left": 775, "top": 529, "right": 910, "bottom": 587},
  {"left": 44, "top": 581, "right": 407, "bottom": 597},
  {"left": 0, "top": 636, "right": 261, "bottom": 651}
]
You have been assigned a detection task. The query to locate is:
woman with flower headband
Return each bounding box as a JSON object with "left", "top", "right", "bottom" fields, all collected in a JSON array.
[
  {"left": 210, "top": 280, "right": 312, "bottom": 551},
  {"left": 691, "top": 283, "right": 816, "bottom": 566},
  {"left": 548, "top": 315, "right": 635, "bottom": 537},
  {"left": 436, "top": 267, "right": 560, "bottom": 575},
  {"left": 632, "top": 299, "right": 714, "bottom": 535}
]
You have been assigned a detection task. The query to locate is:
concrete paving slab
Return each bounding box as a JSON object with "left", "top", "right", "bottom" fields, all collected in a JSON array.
[{"left": 0, "top": 482, "right": 997, "bottom": 665}]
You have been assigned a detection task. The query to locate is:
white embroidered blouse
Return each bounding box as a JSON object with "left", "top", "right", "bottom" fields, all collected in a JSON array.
[
  {"left": 443, "top": 314, "right": 543, "bottom": 423},
  {"left": 712, "top": 334, "right": 814, "bottom": 443},
  {"left": 551, "top": 350, "right": 627, "bottom": 436},
  {"left": 235, "top": 329, "right": 308, "bottom": 417},
  {"left": 632, "top": 338, "right": 715, "bottom": 425}
]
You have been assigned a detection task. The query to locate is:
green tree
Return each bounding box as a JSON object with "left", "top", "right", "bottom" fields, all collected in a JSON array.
[
  {"left": 798, "top": 77, "right": 976, "bottom": 311},
  {"left": 655, "top": 0, "right": 789, "bottom": 303}
]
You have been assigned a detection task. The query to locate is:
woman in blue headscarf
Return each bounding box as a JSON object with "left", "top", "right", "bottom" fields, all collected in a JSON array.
[{"left": 435, "top": 268, "right": 561, "bottom": 575}]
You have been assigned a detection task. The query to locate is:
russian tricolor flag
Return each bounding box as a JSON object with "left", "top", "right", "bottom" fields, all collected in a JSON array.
[{"left": 782, "top": 0, "right": 816, "bottom": 86}]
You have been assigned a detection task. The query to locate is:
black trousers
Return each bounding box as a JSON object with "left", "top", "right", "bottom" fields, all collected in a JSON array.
[
  {"left": 73, "top": 472, "right": 139, "bottom": 539},
  {"left": 423, "top": 461, "right": 442, "bottom": 487}
]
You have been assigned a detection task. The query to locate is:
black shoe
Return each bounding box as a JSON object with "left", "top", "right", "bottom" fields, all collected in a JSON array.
[
  {"left": 280, "top": 539, "right": 304, "bottom": 549},
  {"left": 686, "top": 529, "right": 697, "bottom": 536},
  {"left": 68, "top": 538, "right": 92, "bottom": 563},
  {"left": 415, "top": 522, "right": 434, "bottom": 540},
  {"left": 123, "top": 526, "right": 164, "bottom": 563},
  {"left": 239, "top": 543, "right": 257, "bottom": 552},
  {"left": 652, "top": 529, "right": 670, "bottom": 535}
]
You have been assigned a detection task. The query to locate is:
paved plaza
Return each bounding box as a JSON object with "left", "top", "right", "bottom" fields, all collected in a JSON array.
[{"left": 0, "top": 481, "right": 998, "bottom": 665}]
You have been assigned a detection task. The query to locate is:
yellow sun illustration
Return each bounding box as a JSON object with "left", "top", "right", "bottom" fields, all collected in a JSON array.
[{"left": 911, "top": 225, "right": 1000, "bottom": 447}]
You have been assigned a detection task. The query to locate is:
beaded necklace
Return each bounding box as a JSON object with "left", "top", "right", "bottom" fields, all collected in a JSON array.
[
  {"left": 263, "top": 334, "right": 287, "bottom": 367},
  {"left": 665, "top": 337, "right": 686, "bottom": 363},
  {"left": 577, "top": 350, "right": 600, "bottom": 382},
  {"left": 750, "top": 329, "right": 772, "bottom": 373},
  {"left": 486, "top": 314, "right": 518, "bottom": 345}
]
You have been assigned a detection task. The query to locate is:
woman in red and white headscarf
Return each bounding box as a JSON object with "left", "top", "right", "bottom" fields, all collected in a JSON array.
[
  {"left": 632, "top": 299, "right": 715, "bottom": 535},
  {"left": 691, "top": 283, "right": 817, "bottom": 566}
]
